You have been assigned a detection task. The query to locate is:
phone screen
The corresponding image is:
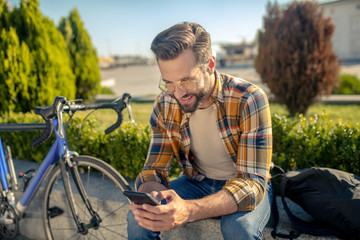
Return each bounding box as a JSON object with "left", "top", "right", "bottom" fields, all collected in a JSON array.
[{"left": 123, "top": 190, "right": 160, "bottom": 206}]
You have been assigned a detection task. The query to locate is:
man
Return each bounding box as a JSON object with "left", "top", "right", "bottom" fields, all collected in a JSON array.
[{"left": 127, "top": 22, "right": 273, "bottom": 240}]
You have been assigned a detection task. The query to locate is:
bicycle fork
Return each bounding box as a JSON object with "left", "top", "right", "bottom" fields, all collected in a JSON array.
[{"left": 59, "top": 150, "right": 101, "bottom": 234}]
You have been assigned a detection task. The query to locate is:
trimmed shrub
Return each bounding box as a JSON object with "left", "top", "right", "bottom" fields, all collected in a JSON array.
[
  {"left": 0, "top": 112, "right": 51, "bottom": 162},
  {"left": 333, "top": 74, "right": 360, "bottom": 95},
  {"left": 66, "top": 120, "right": 152, "bottom": 179},
  {"left": 1, "top": 111, "right": 359, "bottom": 179},
  {"left": 0, "top": 113, "right": 180, "bottom": 179},
  {"left": 272, "top": 112, "right": 360, "bottom": 175}
]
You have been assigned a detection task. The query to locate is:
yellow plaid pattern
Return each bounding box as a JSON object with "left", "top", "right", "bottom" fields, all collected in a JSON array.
[{"left": 135, "top": 71, "right": 272, "bottom": 211}]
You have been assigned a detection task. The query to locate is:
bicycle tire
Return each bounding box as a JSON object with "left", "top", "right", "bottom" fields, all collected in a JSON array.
[{"left": 42, "top": 155, "right": 131, "bottom": 239}]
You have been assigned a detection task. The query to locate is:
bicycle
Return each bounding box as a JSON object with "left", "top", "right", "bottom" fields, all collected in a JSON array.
[{"left": 0, "top": 93, "right": 135, "bottom": 239}]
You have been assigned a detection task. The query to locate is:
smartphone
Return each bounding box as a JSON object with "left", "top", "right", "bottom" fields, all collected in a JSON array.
[{"left": 123, "top": 190, "right": 160, "bottom": 206}]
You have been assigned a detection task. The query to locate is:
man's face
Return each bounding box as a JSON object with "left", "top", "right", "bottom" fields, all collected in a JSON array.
[{"left": 158, "top": 49, "right": 212, "bottom": 113}]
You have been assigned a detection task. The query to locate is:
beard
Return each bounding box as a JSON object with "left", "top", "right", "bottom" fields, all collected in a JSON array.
[
  {"left": 174, "top": 91, "right": 205, "bottom": 113},
  {"left": 173, "top": 70, "right": 213, "bottom": 113}
]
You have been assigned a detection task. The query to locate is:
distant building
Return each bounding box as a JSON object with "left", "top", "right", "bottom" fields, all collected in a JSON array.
[
  {"left": 212, "top": 42, "right": 257, "bottom": 67},
  {"left": 98, "top": 55, "right": 154, "bottom": 69},
  {"left": 98, "top": 57, "right": 116, "bottom": 69},
  {"left": 319, "top": 0, "right": 360, "bottom": 61},
  {"left": 269, "top": 0, "right": 359, "bottom": 61}
]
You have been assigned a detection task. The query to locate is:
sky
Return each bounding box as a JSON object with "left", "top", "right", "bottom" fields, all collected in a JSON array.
[{"left": 8, "top": 0, "right": 291, "bottom": 58}]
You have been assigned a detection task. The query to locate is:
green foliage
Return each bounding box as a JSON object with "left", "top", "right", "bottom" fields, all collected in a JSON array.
[
  {"left": 0, "top": 111, "right": 52, "bottom": 162},
  {"left": 100, "top": 87, "right": 115, "bottom": 95},
  {"left": 271, "top": 103, "right": 360, "bottom": 126},
  {"left": 0, "top": 0, "right": 9, "bottom": 30},
  {"left": 0, "top": 27, "right": 32, "bottom": 113},
  {"left": 2, "top": 110, "right": 358, "bottom": 179},
  {"left": 0, "top": 112, "right": 153, "bottom": 179},
  {"left": 58, "top": 8, "right": 100, "bottom": 101},
  {"left": 0, "top": 0, "right": 76, "bottom": 114},
  {"left": 333, "top": 74, "right": 360, "bottom": 95},
  {"left": 1, "top": 1, "right": 101, "bottom": 114},
  {"left": 68, "top": 119, "right": 179, "bottom": 178},
  {"left": 66, "top": 120, "right": 152, "bottom": 178},
  {"left": 272, "top": 112, "right": 360, "bottom": 175},
  {"left": 256, "top": 1, "right": 340, "bottom": 115}
]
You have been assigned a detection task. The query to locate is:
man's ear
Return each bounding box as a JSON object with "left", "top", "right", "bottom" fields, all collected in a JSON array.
[{"left": 208, "top": 56, "right": 216, "bottom": 74}]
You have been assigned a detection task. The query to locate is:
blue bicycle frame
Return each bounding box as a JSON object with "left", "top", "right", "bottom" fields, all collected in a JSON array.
[
  {"left": 0, "top": 136, "right": 11, "bottom": 191},
  {"left": 0, "top": 119, "right": 69, "bottom": 216}
]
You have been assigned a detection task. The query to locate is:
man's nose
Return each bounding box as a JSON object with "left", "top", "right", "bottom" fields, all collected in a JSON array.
[{"left": 173, "top": 85, "right": 187, "bottom": 100}]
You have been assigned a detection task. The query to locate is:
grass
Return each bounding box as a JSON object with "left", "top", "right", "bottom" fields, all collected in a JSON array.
[
  {"left": 73, "top": 102, "right": 154, "bottom": 131},
  {"left": 75, "top": 101, "right": 360, "bottom": 127},
  {"left": 270, "top": 103, "right": 360, "bottom": 125}
]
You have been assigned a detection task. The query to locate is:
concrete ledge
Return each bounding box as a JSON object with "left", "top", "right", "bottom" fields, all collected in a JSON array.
[
  {"left": 161, "top": 197, "right": 340, "bottom": 240},
  {"left": 12, "top": 158, "right": 341, "bottom": 240},
  {"left": 318, "top": 94, "right": 360, "bottom": 105}
]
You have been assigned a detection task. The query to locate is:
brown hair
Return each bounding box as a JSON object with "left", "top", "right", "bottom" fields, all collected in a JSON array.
[{"left": 151, "top": 22, "right": 212, "bottom": 65}]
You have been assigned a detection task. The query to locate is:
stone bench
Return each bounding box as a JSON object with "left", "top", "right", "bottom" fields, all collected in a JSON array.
[
  {"left": 13, "top": 158, "right": 340, "bottom": 239},
  {"left": 161, "top": 196, "right": 340, "bottom": 240}
]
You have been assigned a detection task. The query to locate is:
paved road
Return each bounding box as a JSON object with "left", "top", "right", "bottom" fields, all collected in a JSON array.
[
  {"left": 100, "top": 62, "right": 360, "bottom": 100},
  {"left": 100, "top": 63, "right": 271, "bottom": 98}
]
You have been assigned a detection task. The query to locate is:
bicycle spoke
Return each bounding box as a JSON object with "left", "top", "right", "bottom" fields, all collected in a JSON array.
[
  {"left": 100, "top": 203, "right": 128, "bottom": 220},
  {"left": 94, "top": 173, "right": 105, "bottom": 212},
  {"left": 43, "top": 156, "right": 129, "bottom": 239},
  {"left": 87, "top": 232, "right": 102, "bottom": 240},
  {"left": 98, "top": 225, "right": 128, "bottom": 238},
  {"left": 67, "top": 231, "right": 81, "bottom": 240}
]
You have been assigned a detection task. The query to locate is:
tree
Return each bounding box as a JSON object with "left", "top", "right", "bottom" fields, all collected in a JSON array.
[
  {"left": 0, "top": 0, "right": 9, "bottom": 30},
  {"left": 0, "top": 0, "right": 33, "bottom": 113},
  {"left": 0, "top": 27, "right": 32, "bottom": 113},
  {"left": 255, "top": 1, "right": 340, "bottom": 115},
  {"left": 9, "top": 0, "right": 75, "bottom": 112},
  {"left": 58, "top": 8, "right": 100, "bottom": 101}
]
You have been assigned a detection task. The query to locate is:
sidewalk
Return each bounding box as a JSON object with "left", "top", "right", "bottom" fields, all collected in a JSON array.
[
  {"left": 11, "top": 158, "right": 340, "bottom": 240},
  {"left": 97, "top": 93, "right": 360, "bottom": 105}
]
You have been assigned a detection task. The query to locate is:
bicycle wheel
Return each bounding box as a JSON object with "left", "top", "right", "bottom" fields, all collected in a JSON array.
[{"left": 42, "top": 155, "right": 131, "bottom": 239}]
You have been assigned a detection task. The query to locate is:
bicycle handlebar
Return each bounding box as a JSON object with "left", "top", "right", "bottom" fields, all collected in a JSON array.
[{"left": 31, "top": 93, "right": 132, "bottom": 147}]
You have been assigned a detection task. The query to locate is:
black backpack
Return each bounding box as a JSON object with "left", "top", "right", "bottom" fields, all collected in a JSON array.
[{"left": 271, "top": 166, "right": 360, "bottom": 240}]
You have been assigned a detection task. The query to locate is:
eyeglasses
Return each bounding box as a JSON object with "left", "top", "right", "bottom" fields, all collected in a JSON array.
[{"left": 158, "top": 66, "right": 204, "bottom": 93}]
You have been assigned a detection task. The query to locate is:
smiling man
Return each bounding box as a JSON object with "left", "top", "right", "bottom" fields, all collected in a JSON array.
[{"left": 127, "top": 22, "right": 273, "bottom": 240}]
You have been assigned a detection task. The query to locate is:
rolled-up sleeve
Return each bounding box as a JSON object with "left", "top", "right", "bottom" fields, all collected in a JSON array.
[
  {"left": 223, "top": 87, "right": 272, "bottom": 211},
  {"left": 135, "top": 101, "right": 174, "bottom": 190}
]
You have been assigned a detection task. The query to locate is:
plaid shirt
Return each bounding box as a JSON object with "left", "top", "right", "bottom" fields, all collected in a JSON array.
[{"left": 135, "top": 71, "right": 272, "bottom": 211}]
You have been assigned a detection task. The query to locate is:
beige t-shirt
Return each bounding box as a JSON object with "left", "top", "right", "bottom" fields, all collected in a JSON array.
[{"left": 189, "top": 105, "right": 237, "bottom": 180}]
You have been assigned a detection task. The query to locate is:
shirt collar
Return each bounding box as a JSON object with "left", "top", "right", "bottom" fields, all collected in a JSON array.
[{"left": 209, "top": 70, "right": 225, "bottom": 104}]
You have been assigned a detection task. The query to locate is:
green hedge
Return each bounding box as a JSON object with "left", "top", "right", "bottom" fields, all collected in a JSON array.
[
  {"left": 0, "top": 112, "right": 151, "bottom": 179},
  {"left": 333, "top": 74, "right": 360, "bottom": 95},
  {"left": 272, "top": 112, "right": 360, "bottom": 175},
  {"left": 1, "top": 111, "right": 359, "bottom": 179},
  {"left": 0, "top": 113, "right": 181, "bottom": 179}
]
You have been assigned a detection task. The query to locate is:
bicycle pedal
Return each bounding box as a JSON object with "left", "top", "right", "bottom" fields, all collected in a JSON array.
[{"left": 48, "top": 207, "right": 64, "bottom": 218}]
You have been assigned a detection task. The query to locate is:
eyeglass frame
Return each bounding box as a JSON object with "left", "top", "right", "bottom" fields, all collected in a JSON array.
[{"left": 158, "top": 64, "right": 206, "bottom": 93}]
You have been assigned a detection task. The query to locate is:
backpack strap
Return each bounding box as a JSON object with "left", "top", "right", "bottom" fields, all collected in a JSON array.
[
  {"left": 279, "top": 174, "right": 334, "bottom": 237},
  {"left": 270, "top": 166, "right": 301, "bottom": 239}
]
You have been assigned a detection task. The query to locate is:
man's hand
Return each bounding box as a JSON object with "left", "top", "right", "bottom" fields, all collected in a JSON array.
[
  {"left": 129, "top": 189, "right": 191, "bottom": 232},
  {"left": 130, "top": 186, "right": 238, "bottom": 232}
]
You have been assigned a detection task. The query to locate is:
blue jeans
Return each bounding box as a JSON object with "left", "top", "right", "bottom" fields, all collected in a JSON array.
[{"left": 127, "top": 175, "right": 273, "bottom": 240}]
